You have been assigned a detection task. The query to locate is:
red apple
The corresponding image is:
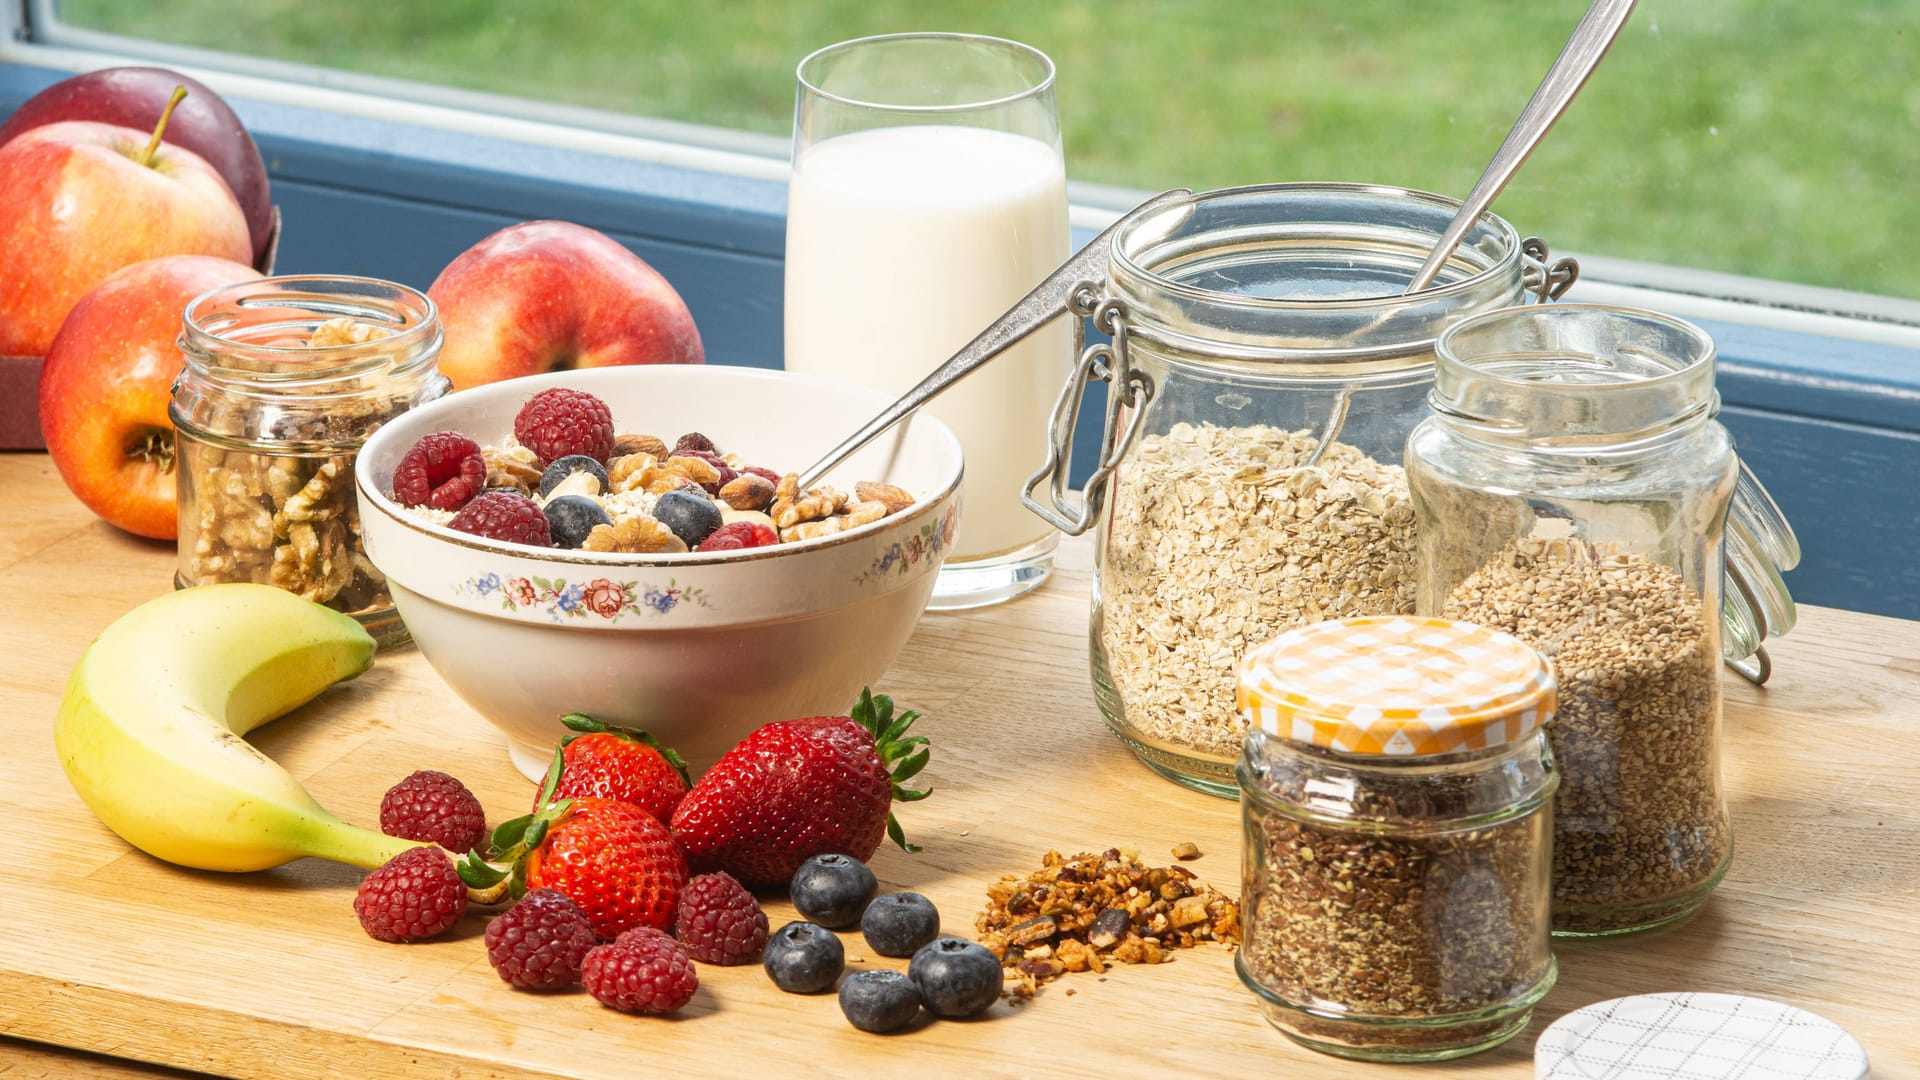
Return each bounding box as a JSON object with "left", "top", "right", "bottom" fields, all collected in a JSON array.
[
  {"left": 427, "top": 220, "right": 705, "bottom": 390},
  {"left": 39, "top": 255, "right": 261, "bottom": 539},
  {"left": 0, "top": 67, "right": 273, "bottom": 264},
  {"left": 0, "top": 103, "right": 251, "bottom": 357}
]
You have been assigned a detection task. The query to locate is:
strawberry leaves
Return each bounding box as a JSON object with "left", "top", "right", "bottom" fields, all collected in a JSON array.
[
  {"left": 851, "top": 687, "right": 930, "bottom": 853},
  {"left": 458, "top": 748, "right": 575, "bottom": 901},
  {"left": 559, "top": 711, "right": 692, "bottom": 786}
]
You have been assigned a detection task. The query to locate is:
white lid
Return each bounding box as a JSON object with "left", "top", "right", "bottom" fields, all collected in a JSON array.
[{"left": 1536, "top": 993, "right": 1868, "bottom": 1080}]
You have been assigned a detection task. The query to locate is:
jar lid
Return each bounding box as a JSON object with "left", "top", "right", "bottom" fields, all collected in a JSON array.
[
  {"left": 1535, "top": 993, "right": 1868, "bottom": 1079},
  {"left": 1236, "top": 616, "right": 1555, "bottom": 755}
]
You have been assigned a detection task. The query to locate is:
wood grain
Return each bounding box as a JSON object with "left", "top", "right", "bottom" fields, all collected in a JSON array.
[{"left": 0, "top": 453, "right": 1915, "bottom": 1078}]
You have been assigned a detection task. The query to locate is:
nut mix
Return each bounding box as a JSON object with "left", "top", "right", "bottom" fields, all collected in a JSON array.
[
  {"left": 1098, "top": 423, "right": 1418, "bottom": 759},
  {"left": 390, "top": 386, "right": 920, "bottom": 554},
  {"left": 974, "top": 848, "right": 1240, "bottom": 1000},
  {"left": 1442, "top": 536, "right": 1727, "bottom": 933}
]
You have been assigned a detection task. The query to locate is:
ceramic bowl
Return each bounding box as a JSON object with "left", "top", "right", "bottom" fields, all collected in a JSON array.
[{"left": 356, "top": 365, "right": 963, "bottom": 782}]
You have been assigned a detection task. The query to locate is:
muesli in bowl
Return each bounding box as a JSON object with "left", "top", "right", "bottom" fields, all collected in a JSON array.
[{"left": 354, "top": 365, "right": 963, "bottom": 781}]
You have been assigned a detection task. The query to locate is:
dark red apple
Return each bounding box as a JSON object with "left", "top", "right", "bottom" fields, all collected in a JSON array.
[
  {"left": 0, "top": 98, "right": 252, "bottom": 357},
  {"left": 427, "top": 220, "right": 705, "bottom": 390},
  {"left": 0, "top": 67, "right": 273, "bottom": 264},
  {"left": 39, "top": 255, "right": 262, "bottom": 539}
]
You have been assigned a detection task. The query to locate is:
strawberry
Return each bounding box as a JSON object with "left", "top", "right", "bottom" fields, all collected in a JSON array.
[
  {"left": 460, "top": 752, "right": 688, "bottom": 940},
  {"left": 542, "top": 713, "right": 691, "bottom": 826},
  {"left": 669, "top": 688, "right": 930, "bottom": 888},
  {"left": 523, "top": 797, "right": 686, "bottom": 939}
]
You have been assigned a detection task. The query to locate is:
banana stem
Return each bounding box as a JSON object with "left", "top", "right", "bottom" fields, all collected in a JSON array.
[
  {"left": 137, "top": 86, "right": 188, "bottom": 168},
  {"left": 295, "top": 813, "right": 428, "bottom": 870}
]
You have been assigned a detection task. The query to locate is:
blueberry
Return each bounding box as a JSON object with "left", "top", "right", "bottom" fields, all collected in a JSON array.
[
  {"left": 908, "top": 937, "right": 1001, "bottom": 1018},
  {"left": 837, "top": 969, "right": 923, "bottom": 1034},
  {"left": 861, "top": 892, "right": 941, "bottom": 958},
  {"left": 791, "top": 854, "right": 878, "bottom": 930},
  {"left": 652, "top": 489, "right": 723, "bottom": 548},
  {"left": 543, "top": 494, "right": 610, "bottom": 549},
  {"left": 537, "top": 454, "right": 609, "bottom": 498},
  {"left": 763, "top": 920, "right": 843, "bottom": 994}
]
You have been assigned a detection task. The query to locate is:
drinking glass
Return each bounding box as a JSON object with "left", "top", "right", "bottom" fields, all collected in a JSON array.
[{"left": 786, "top": 32, "right": 1070, "bottom": 609}]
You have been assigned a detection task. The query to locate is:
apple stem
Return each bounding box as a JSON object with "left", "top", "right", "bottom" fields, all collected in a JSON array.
[{"left": 136, "top": 86, "right": 189, "bottom": 169}]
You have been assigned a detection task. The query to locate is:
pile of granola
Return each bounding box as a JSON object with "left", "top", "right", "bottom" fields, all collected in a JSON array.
[{"left": 974, "top": 847, "right": 1240, "bottom": 1000}]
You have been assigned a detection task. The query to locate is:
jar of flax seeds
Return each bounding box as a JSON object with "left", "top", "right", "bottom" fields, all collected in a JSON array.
[
  {"left": 1405, "top": 304, "right": 1794, "bottom": 935},
  {"left": 171, "top": 276, "right": 448, "bottom": 647},
  {"left": 1235, "top": 616, "right": 1559, "bottom": 1062}
]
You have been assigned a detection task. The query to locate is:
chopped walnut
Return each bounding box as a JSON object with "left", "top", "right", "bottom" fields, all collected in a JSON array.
[
  {"left": 484, "top": 439, "right": 543, "bottom": 495},
  {"left": 976, "top": 848, "right": 1240, "bottom": 1001},
  {"left": 308, "top": 317, "right": 391, "bottom": 347},
  {"left": 608, "top": 452, "right": 660, "bottom": 493},
  {"left": 770, "top": 473, "right": 847, "bottom": 529},
  {"left": 582, "top": 515, "right": 687, "bottom": 554}
]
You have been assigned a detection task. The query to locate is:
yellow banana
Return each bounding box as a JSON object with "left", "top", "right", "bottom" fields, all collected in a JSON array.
[{"left": 54, "top": 583, "right": 424, "bottom": 872}]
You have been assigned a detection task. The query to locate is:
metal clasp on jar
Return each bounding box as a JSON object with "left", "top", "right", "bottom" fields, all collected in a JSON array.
[{"left": 1020, "top": 287, "right": 1155, "bottom": 535}]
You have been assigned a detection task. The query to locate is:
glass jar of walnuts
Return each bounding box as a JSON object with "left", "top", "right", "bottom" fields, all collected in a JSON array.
[{"left": 171, "top": 276, "right": 448, "bottom": 647}]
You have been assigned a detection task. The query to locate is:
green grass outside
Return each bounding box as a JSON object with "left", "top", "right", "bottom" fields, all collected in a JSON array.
[{"left": 60, "top": 0, "right": 1920, "bottom": 299}]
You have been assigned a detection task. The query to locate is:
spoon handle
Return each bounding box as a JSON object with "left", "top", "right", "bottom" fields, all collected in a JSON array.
[
  {"left": 1404, "top": 0, "right": 1637, "bottom": 294},
  {"left": 796, "top": 187, "right": 1192, "bottom": 491}
]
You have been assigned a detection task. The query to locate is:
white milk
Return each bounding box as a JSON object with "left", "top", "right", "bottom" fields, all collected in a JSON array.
[{"left": 785, "top": 125, "right": 1070, "bottom": 560}]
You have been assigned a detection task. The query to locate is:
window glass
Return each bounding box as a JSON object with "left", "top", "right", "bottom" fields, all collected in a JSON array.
[{"left": 50, "top": 0, "right": 1918, "bottom": 298}]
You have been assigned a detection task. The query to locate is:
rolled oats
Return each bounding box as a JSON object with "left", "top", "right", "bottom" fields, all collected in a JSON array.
[
  {"left": 483, "top": 437, "right": 543, "bottom": 495},
  {"left": 1442, "top": 537, "right": 1726, "bottom": 933},
  {"left": 1099, "top": 423, "right": 1417, "bottom": 758}
]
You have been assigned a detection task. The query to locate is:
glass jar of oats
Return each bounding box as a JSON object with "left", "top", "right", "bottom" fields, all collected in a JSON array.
[
  {"left": 171, "top": 276, "right": 448, "bottom": 647},
  {"left": 1235, "top": 616, "right": 1559, "bottom": 1063},
  {"left": 1407, "top": 303, "right": 1743, "bottom": 935},
  {"left": 1087, "top": 183, "right": 1573, "bottom": 797}
]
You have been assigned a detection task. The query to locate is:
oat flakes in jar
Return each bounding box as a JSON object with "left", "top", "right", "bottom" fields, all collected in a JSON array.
[
  {"left": 171, "top": 276, "right": 448, "bottom": 647},
  {"left": 1235, "top": 616, "right": 1559, "bottom": 1062},
  {"left": 1406, "top": 303, "right": 1792, "bottom": 935},
  {"left": 1077, "top": 183, "right": 1575, "bottom": 797}
]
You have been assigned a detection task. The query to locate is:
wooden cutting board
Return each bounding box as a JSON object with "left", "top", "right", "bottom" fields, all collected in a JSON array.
[{"left": 0, "top": 454, "right": 1916, "bottom": 1079}]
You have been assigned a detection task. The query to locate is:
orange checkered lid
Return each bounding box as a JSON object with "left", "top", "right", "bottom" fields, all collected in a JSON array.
[{"left": 1236, "top": 616, "right": 1556, "bottom": 756}]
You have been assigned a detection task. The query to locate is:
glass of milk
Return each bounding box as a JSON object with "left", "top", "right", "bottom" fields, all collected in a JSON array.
[{"left": 787, "top": 33, "right": 1071, "bottom": 609}]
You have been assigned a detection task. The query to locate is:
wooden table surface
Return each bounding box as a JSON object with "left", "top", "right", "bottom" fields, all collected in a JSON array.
[{"left": 0, "top": 451, "right": 1915, "bottom": 1079}]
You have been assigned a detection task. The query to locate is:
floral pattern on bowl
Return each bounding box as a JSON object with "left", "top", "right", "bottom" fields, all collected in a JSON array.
[
  {"left": 856, "top": 503, "right": 960, "bottom": 586},
  {"left": 458, "top": 571, "right": 708, "bottom": 625}
]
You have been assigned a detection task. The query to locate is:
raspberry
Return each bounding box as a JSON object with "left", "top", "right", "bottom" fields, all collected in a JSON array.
[
  {"left": 353, "top": 846, "right": 467, "bottom": 943},
  {"left": 675, "top": 872, "right": 769, "bottom": 965},
  {"left": 448, "top": 491, "right": 552, "bottom": 547},
  {"left": 379, "top": 770, "right": 488, "bottom": 853},
  {"left": 484, "top": 889, "right": 598, "bottom": 990},
  {"left": 581, "top": 927, "right": 699, "bottom": 1013},
  {"left": 694, "top": 521, "right": 780, "bottom": 553},
  {"left": 392, "top": 431, "right": 486, "bottom": 510},
  {"left": 514, "top": 388, "right": 615, "bottom": 464}
]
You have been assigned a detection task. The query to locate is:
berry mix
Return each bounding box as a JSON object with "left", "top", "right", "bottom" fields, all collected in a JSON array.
[
  {"left": 347, "top": 690, "right": 1009, "bottom": 1032},
  {"left": 388, "top": 386, "right": 918, "bottom": 554}
]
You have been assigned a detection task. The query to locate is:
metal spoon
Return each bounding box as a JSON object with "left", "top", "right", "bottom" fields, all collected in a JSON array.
[
  {"left": 796, "top": 187, "right": 1193, "bottom": 490},
  {"left": 1299, "top": 0, "right": 1637, "bottom": 467}
]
